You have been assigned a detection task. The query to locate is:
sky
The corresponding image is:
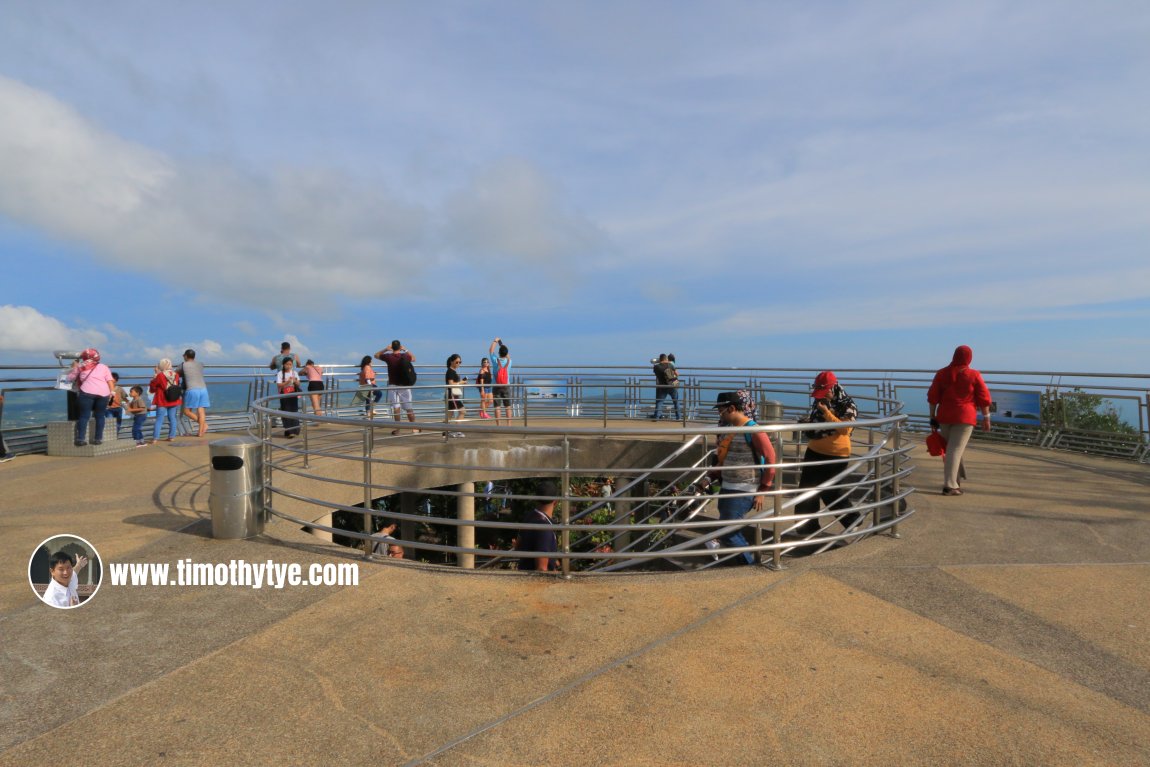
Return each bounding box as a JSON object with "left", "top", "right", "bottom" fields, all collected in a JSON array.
[{"left": 1, "top": 1, "right": 1148, "bottom": 373}]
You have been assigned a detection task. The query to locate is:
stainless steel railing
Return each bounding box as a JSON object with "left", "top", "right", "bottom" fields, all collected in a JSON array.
[{"left": 250, "top": 382, "right": 915, "bottom": 574}]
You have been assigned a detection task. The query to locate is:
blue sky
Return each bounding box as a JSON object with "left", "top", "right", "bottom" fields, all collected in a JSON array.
[{"left": 1, "top": 2, "right": 1148, "bottom": 372}]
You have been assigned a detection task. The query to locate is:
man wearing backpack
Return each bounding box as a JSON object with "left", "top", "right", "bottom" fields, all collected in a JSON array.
[
  {"left": 488, "top": 337, "right": 513, "bottom": 426},
  {"left": 376, "top": 340, "right": 419, "bottom": 435},
  {"left": 651, "top": 353, "right": 680, "bottom": 420},
  {"left": 706, "top": 391, "right": 776, "bottom": 565}
]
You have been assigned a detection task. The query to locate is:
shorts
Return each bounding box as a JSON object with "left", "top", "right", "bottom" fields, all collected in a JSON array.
[
  {"left": 389, "top": 386, "right": 414, "bottom": 410},
  {"left": 492, "top": 386, "right": 512, "bottom": 408},
  {"left": 447, "top": 396, "right": 463, "bottom": 411},
  {"left": 307, "top": 380, "right": 324, "bottom": 392},
  {"left": 183, "top": 388, "right": 211, "bottom": 409}
]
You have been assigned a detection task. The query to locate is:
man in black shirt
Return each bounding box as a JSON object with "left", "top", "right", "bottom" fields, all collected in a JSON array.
[{"left": 515, "top": 480, "right": 560, "bottom": 571}]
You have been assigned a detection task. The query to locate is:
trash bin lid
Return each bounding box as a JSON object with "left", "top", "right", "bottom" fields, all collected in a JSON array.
[{"left": 210, "top": 436, "right": 261, "bottom": 448}]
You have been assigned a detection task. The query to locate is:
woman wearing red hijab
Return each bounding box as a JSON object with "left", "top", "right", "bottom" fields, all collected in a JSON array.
[{"left": 927, "top": 345, "right": 992, "bottom": 496}]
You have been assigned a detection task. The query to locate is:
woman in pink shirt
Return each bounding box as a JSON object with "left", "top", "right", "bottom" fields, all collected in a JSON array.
[
  {"left": 65, "top": 348, "right": 115, "bottom": 447},
  {"left": 303, "top": 359, "right": 325, "bottom": 416}
]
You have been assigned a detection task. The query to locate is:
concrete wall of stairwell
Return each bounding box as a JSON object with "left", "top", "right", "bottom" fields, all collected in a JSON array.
[{"left": 272, "top": 434, "right": 708, "bottom": 530}]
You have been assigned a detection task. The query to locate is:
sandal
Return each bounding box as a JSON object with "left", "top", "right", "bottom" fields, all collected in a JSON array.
[{"left": 941, "top": 486, "right": 963, "bottom": 496}]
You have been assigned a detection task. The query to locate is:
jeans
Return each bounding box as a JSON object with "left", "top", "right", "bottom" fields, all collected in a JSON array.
[
  {"left": 75, "top": 392, "right": 109, "bottom": 444},
  {"left": 132, "top": 414, "right": 147, "bottom": 442},
  {"left": 717, "top": 493, "right": 755, "bottom": 565},
  {"left": 153, "top": 405, "right": 180, "bottom": 440},
  {"left": 653, "top": 385, "right": 680, "bottom": 420}
]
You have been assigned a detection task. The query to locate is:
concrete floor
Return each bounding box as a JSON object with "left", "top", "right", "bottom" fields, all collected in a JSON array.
[{"left": 1, "top": 433, "right": 1148, "bottom": 766}]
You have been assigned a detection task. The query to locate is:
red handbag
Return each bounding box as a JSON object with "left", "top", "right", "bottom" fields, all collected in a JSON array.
[{"left": 926, "top": 430, "right": 947, "bottom": 457}]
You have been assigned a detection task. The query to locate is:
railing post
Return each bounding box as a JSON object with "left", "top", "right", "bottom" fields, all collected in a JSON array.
[
  {"left": 362, "top": 423, "right": 374, "bottom": 557},
  {"left": 872, "top": 433, "right": 884, "bottom": 532},
  {"left": 561, "top": 436, "right": 571, "bottom": 577},
  {"left": 767, "top": 492, "right": 785, "bottom": 571},
  {"left": 302, "top": 396, "right": 310, "bottom": 470},
  {"left": 260, "top": 408, "right": 272, "bottom": 515},
  {"left": 457, "top": 483, "right": 475, "bottom": 569},
  {"left": 889, "top": 421, "right": 903, "bottom": 539},
  {"left": 603, "top": 387, "right": 608, "bottom": 428}
]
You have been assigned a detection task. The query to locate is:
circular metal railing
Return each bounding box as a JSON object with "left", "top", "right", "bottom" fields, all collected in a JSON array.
[{"left": 250, "top": 379, "right": 915, "bottom": 574}]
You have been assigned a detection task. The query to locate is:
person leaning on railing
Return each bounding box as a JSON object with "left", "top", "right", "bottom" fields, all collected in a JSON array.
[{"left": 928, "top": 345, "right": 992, "bottom": 497}]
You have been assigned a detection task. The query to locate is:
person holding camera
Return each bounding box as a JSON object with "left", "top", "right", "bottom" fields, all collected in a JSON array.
[
  {"left": 376, "top": 340, "right": 418, "bottom": 435},
  {"left": 488, "top": 337, "right": 513, "bottom": 426},
  {"left": 793, "top": 371, "right": 859, "bottom": 537}
]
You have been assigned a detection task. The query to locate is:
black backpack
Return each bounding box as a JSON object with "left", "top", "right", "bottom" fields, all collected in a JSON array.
[{"left": 395, "top": 356, "right": 418, "bottom": 386}]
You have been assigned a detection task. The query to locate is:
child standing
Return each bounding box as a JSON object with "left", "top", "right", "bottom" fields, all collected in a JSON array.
[{"left": 126, "top": 385, "right": 149, "bottom": 447}]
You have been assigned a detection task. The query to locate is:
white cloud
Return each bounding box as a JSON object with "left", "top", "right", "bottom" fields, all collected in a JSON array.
[
  {"left": 233, "top": 342, "right": 272, "bottom": 361},
  {"left": 444, "top": 159, "right": 607, "bottom": 267},
  {"left": 0, "top": 76, "right": 607, "bottom": 311},
  {"left": 0, "top": 305, "right": 105, "bottom": 353}
]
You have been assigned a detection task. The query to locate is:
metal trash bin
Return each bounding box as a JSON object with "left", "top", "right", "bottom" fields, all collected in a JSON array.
[
  {"left": 759, "top": 399, "right": 783, "bottom": 422},
  {"left": 208, "top": 437, "right": 265, "bottom": 539}
]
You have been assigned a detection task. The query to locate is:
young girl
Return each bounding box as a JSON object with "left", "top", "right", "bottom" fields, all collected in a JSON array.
[
  {"left": 276, "top": 358, "right": 302, "bottom": 438},
  {"left": 303, "top": 359, "right": 325, "bottom": 416},
  {"left": 475, "top": 357, "right": 493, "bottom": 419}
]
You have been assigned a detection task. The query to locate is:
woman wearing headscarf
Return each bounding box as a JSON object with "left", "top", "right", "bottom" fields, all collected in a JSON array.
[
  {"left": 928, "top": 345, "right": 992, "bottom": 496},
  {"left": 149, "top": 358, "right": 184, "bottom": 442},
  {"left": 64, "top": 348, "right": 115, "bottom": 446},
  {"left": 794, "top": 371, "right": 859, "bottom": 536}
]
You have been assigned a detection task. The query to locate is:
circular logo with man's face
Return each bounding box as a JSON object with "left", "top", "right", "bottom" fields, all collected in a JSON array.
[{"left": 29, "top": 535, "right": 102, "bottom": 609}]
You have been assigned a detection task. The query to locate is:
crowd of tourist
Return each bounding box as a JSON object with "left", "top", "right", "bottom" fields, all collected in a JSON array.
[{"left": 3, "top": 341, "right": 994, "bottom": 572}]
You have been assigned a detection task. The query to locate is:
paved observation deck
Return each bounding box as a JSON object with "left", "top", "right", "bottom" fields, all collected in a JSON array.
[{"left": 1, "top": 432, "right": 1148, "bottom": 766}]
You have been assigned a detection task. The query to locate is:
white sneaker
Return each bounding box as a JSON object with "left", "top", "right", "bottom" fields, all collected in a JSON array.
[{"left": 449, "top": 432, "right": 466, "bottom": 439}]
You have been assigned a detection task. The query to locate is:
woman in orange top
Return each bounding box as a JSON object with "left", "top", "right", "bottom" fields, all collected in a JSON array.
[{"left": 794, "top": 372, "right": 858, "bottom": 537}]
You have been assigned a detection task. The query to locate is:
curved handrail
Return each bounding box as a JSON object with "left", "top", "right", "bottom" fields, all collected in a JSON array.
[{"left": 248, "top": 381, "right": 915, "bottom": 574}]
